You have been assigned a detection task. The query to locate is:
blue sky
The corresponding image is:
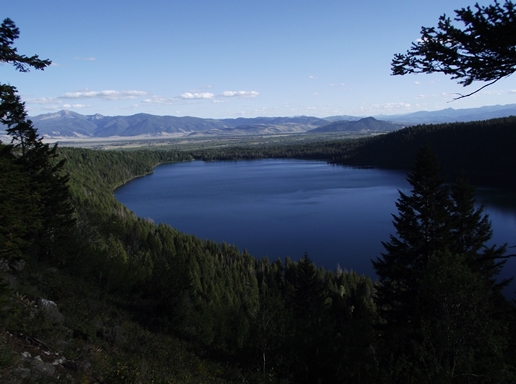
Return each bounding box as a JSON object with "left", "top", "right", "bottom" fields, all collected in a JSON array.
[{"left": 3, "top": 0, "right": 516, "bottom": 118}]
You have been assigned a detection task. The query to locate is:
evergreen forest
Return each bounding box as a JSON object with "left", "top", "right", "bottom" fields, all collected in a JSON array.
[
  {"left": 1, "top": 16, "right": 516, "bottom": 384},
  {"left": 2, "top": 111, "right": 516, "bottom": 382}
]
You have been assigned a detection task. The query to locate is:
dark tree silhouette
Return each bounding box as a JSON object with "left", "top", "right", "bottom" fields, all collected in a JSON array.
[
  {"left": 373, "top": 146, "right": 451, "bottom": 328},
  {"left": 391, "top": 1, "right": 516, "bottom": 99},
  {"left": 0, "top": 18, "right": 51, "bottom": 72},
  {"left": 373, "top": 146, "right": 513, "bottom": 382},
  {"left": 1, "top": 17, "right": 51, "bottom": 128},
  {"left": 1, "top": 18, "right": 73, "bottom": 261}
]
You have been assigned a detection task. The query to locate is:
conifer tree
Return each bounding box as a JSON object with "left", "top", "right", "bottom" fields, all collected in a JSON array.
[
  {"left": 374, "top": 145, "right": 514, "bottom": 382},
  {"left": 449, "top": 176, "right": 509, "bottom": 291},
  {"left": 373, "top": 145, "right": 451, "bottom": 328},
  {"left": 1, "top": 17, "right": 50, "bottom": 147},
  {"left": 291, "top": 254, "right": 327, "bottom": 325},
  {"left": 289, "top": 254, "right": 333, "bottom": 383},
  {"left": 391, "top": 1, "right": 516, "bottom": 99},
  {"left": 0, "top": 144, "right": 40, "bottom": 260},
  {"left": 414, "top": 250, "right": 511, "bottom": 382},
  {"left": 1, "top": 18, "right": 74, "bottom": 261}
]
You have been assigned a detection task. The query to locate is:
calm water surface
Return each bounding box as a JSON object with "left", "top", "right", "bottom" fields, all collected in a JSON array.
[{"left": 115, "top": 159, "right": 516, "bottom": 294}]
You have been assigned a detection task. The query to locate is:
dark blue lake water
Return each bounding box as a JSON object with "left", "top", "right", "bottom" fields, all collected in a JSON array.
[{"left": 115, "top": 159, "right": 516, "bottom": 295}]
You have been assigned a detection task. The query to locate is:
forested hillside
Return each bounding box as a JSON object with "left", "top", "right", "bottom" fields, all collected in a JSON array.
[
  {"left": 58, "top": 147, "right": 380, "bottom": 383},
  {"left": 336, "top": 116, "right": 516, "bottom": 190},
  {"left": 2, "top": 115, "right": 516, "bottom": 381},
  {"left": 1, "top": 141, "right": 379, "bottom": 382}
]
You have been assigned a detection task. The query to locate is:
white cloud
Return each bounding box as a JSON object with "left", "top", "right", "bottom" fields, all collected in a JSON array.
[
  {"left": 353, "top": 102, "right": 414, "bottom": 115},
  {"left": 74, "top": 57, "right": 96, "bottom": 61},
  {"left": 42, "top": 105, "right": 63, "bottom": 111},
  {"left": 60, "top": 90, "right": 147, "bottom": 100},
  {"left": 415, "top": 92, "right": 452, "bottom": 100},
  {"left": 180, "top": 92, "right": 214, "bottom": 99},
  {"left": 231, "top": 106, "right": 281, "bottom": 117},
  {"left": 309, "top": 75, "right": 318, "bottom": 79},
  {"left": 371, "top": 102, "right": 412, "bottom": 110},
  {"left": 329, "top": 83, "right": 346, "bottom": 87},
  {"left": 481, "top": 89, "right": 504, "bottom": 95},
  {"left": 221, "top": 90, "right": 259, "bottom": 98},
  {"left": 510, "top": 89, "right": 516, "bottom": 94},
  {"left": 27, "top": 97, "right": 58, "bottom": 104},
  {"left": 414, "top": 81, "right": 421, "bottom": 85},
  {"left": 62, "top": 103, "right": 90, "bottom": 108},
  {"left": 142, "top": 96, "right": 178, "bottom": 104},
  {"left": 26, "top": 98, "right": 91, "bottom": 113}
]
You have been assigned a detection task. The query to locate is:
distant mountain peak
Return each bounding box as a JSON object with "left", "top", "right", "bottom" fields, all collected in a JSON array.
[
  {"left": 309, "top": 116, "right": 401, "bottom": 133},
  {"left": 37, "top": 110, "right": 82, "bottom": 121},
  {"left": 60, "top": 110, "right": 80, "bottom": 117}
]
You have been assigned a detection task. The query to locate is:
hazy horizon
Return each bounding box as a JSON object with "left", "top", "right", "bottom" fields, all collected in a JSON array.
[{"left": 26, "top": 102, "right": 516, "bottom": 120}]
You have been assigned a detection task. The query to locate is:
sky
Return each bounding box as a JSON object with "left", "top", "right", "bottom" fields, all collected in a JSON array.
[{"left": 2, "top": 0, "right": 516, "bottom": 119}]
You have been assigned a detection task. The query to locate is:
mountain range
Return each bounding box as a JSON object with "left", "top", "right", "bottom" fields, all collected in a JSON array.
[
  {"left": 27, "top": 111, "right": 399, "bottom": 138},
  {"left": 373, "top": 103, "right": 516, "bottom": 124},
  {"left": 3, "top": 103, "right": 514, "bottom": 139}
]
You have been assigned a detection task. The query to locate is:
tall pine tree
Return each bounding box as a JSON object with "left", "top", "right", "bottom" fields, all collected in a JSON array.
[
  {"left": 0, "top": 144, "right": 40, "bottom": 260},
  {"left": 1, "top": 18, "right": 74, "bottom": 261},
  {"left": 373, "top": 145, "right": 513, "bottom": 382},
  {"left": 373, "top": 145, "right": 451, "bottom": 329},
  {"left": 449, "top": 176, "right": 509, "bottom": 293}
]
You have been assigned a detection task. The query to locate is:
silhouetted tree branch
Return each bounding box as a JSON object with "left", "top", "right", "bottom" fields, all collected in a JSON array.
[{"left": 392, "top": 1, "right": 516, "bottom": 98}]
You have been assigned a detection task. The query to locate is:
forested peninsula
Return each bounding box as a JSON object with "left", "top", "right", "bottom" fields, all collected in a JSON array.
[
  {"left": 2, "top": 114, "right": 516, "bottom": 383},
  {"left": 189, "top": 116, "right": 516, "bottom": 190}
]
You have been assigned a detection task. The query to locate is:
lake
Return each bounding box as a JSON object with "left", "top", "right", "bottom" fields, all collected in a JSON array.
[{"left": 115, "top": 159, "right": 516, "bottom": 295}]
